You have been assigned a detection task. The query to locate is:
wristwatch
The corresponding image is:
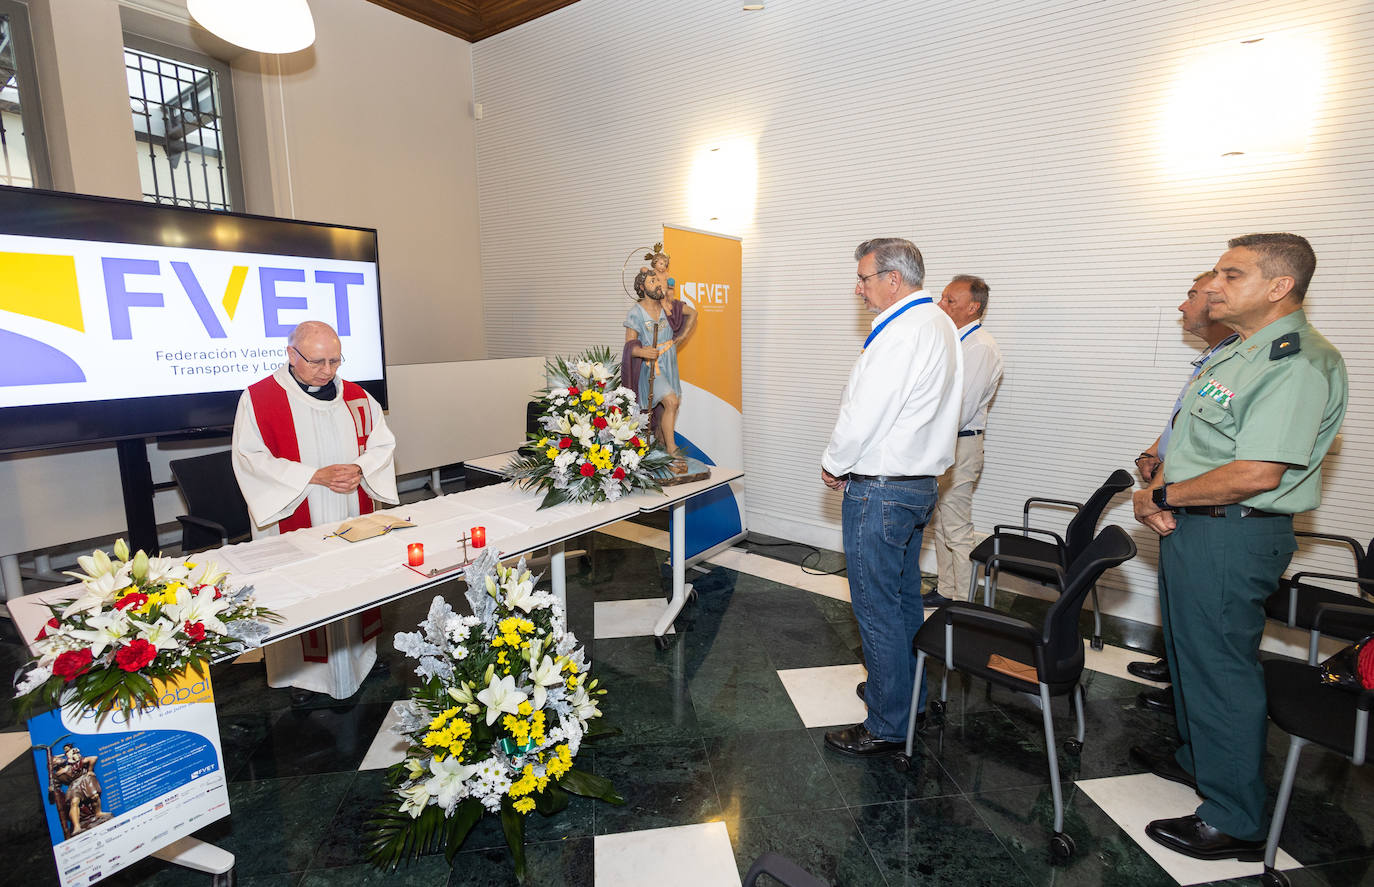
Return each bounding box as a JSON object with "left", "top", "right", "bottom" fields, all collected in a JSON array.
[{"left": 1151, "top": 483, "right": 1172, "bottom": 511}]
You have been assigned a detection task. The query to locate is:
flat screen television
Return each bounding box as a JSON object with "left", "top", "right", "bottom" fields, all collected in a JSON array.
[{"left": 0, "top": 186, "right": 386, "bottom": 455}]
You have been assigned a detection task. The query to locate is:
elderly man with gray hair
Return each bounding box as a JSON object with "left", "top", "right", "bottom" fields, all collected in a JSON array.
[
  {"left": 925, "top": 274, "right": 1003, "bottom": 607},
  {"left": 820, "top": 238, "right": 963, "bottom": 756}
]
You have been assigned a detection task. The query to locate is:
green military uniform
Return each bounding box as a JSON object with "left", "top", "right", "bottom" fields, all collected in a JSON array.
[{"left": 1159, "top": 308, "right": 1347, "bottom": 840}]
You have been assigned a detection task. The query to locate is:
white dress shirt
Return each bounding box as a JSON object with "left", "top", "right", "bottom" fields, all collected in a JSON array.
[
  {"left": 954, "top": 322, "right": 1004, "bottom": 432},
  {"left": 822, "top": 291, "right": 963, "bottom": 478}
]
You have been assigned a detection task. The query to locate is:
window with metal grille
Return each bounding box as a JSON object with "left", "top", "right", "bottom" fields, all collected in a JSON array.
[
  {"left": 0, "top": 0, "right": 51, "bottom": 189},
  {"left": 125, "top": 36, "right": 243, "bottom": 211}
]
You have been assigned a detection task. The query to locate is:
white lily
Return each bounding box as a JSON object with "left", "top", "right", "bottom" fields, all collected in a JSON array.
[
  {"left": 502, "top": 573, "right": 538, "bottom": 614},
  {"left": 60, "top": 567, "right": 134, "bottom": 618},
  {"left": 575, "top": 360, "right": 594, "bottom": 379},
  {"left": 588, "top": 362, "right": 612, "bottom": 384},
  {"left": 475, "top": 674, "right": 527, "bottom": 726},
  {"left": 144, "top": 555, "right": 191, "bottom": 585},
  {"left": 68, "top": 611, "right": 132, "bottom": 658},
  {"left": 570, "top": 418, "right": 594, "bottom": 445},
  {"left": 402, "top": 757, "right": 428, "bottom": 781},
  {"left": 553, "top": 413, "right": 572, "bottom": 435},
  {"left": 72, "top": 548, "right": 116, "bottom": 579},
  {"left": 163, "top": 585, "right": 231, "bottom": 635},
  {"left": 130, "top": 617, "right": 182, "bottom": 651},
  {"left": 113, "top": 538, "right": 131, "bottom": 562},
  {"left": 527, "top": 654, "right": 565, "bottom": 710},
  {"left": 188, "top": 560, "right": 229, "bottom": 587},
  {"left": 398, "top": 781, "right": 432, "bottom": 818},
  {"left": 425, "top": 755, "right": 478, "bottom": 811},
  {"left": 568, "top": 684, "right": 601, "bottom": 722}
]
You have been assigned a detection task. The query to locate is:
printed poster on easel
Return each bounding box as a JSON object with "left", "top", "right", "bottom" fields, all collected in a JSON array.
[
  {"left": 662, "top": 223, "right": 746, "bottom": 560},
  {"left": 26, "top": 669, "right": 230, "bottom": 887}
]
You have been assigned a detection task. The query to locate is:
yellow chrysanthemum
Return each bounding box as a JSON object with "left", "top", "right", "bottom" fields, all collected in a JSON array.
[{"left": 513, "top": 797, "right": 536, "bottom": 814}]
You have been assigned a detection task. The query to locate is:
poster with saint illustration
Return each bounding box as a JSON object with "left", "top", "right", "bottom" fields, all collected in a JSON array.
[{"left": 26, "top": 670, "right": 229, "bottom": 887}]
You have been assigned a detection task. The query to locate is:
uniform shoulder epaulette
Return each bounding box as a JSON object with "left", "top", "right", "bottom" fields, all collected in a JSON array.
[{"left": 1270, "top": 332, "right": 1301, "bottom": 360}]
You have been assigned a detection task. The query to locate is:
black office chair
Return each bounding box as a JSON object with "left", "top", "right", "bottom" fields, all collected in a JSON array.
[
  {"left": 1263, "top": 531, "right": 1374, "bottom": 664},
  {"left": 899, "top": 524, "right": 1138, "bottom": 862},
  {"left": 1260, "top": 603, "right": 1374, "bottom": 887},
  {"left": 965, "top": 468, "right": 1133, "bottom": 649},
  {"left": 169, "top": 450, "right": 253, "bottom": 553}
]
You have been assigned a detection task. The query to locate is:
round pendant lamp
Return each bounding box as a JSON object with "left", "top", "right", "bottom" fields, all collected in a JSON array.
[{"left": 188, "top": 0, "right": 316, "bottom": 54}]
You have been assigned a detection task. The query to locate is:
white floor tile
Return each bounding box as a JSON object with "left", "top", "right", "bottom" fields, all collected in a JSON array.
[
  {"left": 1077, "top": 772, "right": 1301, "bottom": 884},
  {"left": 1084, "top": 641, "right": 1164, "bottom": 687},
  {"left": 777, "top": 663, "right": 869, "bottom": 728},
  {"left": 594, "top": 599, "right": 676, "bottom": 639},
  {"left": 0, "top": 731, "right": 30, "bottom": 771},
  {"left": 595, "top": 821, "right": 741, "bottom": 887},
  {"left": 359, "top": 700, "right": 412, "bottom": 771}
]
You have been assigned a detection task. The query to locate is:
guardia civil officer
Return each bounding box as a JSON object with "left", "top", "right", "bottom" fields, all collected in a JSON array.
[{"left": 1132, "top": 233, "right": 1347, "bottom": 861}]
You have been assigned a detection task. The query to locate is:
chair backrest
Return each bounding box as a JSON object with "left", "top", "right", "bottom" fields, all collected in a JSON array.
[
  {"left": 1040, "top": 524, "right": 1137, "bottom": 684},
  {"left": 1063, "top": 469, "right": 1134, "bottom": 561},
  {"left": 1361, "top": 537, "right": 1374, "bottom": 584},
  {"left": 170, "top": 450, "right": 252, "bottom": 548}
]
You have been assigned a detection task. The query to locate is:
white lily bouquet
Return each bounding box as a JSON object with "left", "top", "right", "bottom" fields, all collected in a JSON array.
[
  {"left": 13, "top": 539, "right": 278, "bottom": 721},
  {"left": 505, "top": 346, "right": 674, "bottom": 508},
  {"left": 365, "top": 547, "right": 620, "bottom": 880}
]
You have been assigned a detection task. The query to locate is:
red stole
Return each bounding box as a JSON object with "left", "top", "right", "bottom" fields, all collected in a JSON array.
[{"left": 247, "top": 374, "right": 383, "bottom": 662}]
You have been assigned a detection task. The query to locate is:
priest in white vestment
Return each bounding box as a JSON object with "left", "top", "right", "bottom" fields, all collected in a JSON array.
[{"left": 231, "top": 320, "right": 398, "bottom": 700}]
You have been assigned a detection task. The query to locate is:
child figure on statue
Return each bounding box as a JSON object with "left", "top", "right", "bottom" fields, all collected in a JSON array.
[{"left": 622, "top": 250, "right": 696, "bottom": 470}]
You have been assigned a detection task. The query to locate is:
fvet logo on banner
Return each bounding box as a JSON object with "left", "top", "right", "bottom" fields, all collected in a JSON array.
[
  {"left": 677, "top": 280, "right": 732, "bottom": 312},
  {"left": 0, "top": 234, "right": 382, "bottom": 407}
]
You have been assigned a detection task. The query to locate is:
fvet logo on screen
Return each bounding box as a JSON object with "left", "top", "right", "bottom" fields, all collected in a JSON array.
[
  {"left": 678, "top": 280, "right": 731, "bottom": 312},
  {"left": 0, "top": 239, "right": 379, "bottom": 396}
]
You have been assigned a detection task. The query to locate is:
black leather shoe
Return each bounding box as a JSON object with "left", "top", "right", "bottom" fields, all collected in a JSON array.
[
  {"left": 855, "top": 681, "right": 866, "bottom": 702},
  {"left": 1138, "top": 686, "right": 1175, "bottom": 714},
  {"left": 922, "top": 590, "right": 954, "bottom": 608},
  {"left": 1127, "top": 658, "right": 1171, "bottom": 683},
  {"left": 1145, "top": 815, "right": 1264, "bottom": 861},
  {"left": 1129, "top": 745, "right": 1198, "bottom": 792},
  {"left": 824, "top": 724, "right": 904, "bottom": 757}
]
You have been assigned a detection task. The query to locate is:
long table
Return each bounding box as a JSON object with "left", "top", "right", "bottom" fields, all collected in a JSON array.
[{"left": 10, "top": 454, "right": 744, "bottom": 651}]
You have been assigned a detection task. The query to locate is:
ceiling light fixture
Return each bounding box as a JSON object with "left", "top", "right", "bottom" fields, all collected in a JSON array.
[{"left": 188, "top": 0, "right": 316, "bottom": 55}]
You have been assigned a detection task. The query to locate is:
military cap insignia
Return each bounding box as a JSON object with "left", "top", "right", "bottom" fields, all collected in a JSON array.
[{"left": 1270, "top": 332, "right": 1301, "bottom": 360}]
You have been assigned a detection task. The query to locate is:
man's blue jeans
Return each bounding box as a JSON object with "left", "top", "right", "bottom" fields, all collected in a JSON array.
[{"left": 842, "top": 475, "right": 937, "bottom": 741}]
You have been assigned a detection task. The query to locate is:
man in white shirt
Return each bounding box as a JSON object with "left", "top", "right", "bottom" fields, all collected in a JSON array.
[
  {"left": 927, "top": 275, "right": 1003, "bottom": 607},
  {"left": 821, "top": 238, "right": 963, "bottom": 755},
  {"left": 232, "top": 320, "right": 399, "bottom": 701}
]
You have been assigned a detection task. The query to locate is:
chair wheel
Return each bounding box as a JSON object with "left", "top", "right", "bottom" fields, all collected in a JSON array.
[
  {"left": 1049, "top": 832, "right": 1075, "bottom": 862},
  {"left": 653, "top": 634, "right": 670, "bottom": 650},
  {"left": 892, "top": 754, "right": 911, "bottom": 772},
  {"left": 1261, "top": 867, "right": 1289, "bottom": 887},
  {"left": 1090, "top": 636, "right": 1104, "bottom": 651},
  {"left": 1063, "top": 738, "right": 1083, "bottom": 755},
  {"left": 929, "top": 700, "right": 947, "bottom": 716}
]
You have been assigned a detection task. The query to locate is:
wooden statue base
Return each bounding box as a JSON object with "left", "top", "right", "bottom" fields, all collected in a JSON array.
[{"left": 653, "top": 456, "right": 711, "bottom": 486}]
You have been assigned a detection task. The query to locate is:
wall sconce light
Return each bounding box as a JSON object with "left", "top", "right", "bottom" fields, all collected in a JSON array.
[
  {"left": 188, "top": 0, "right": 316, "bottom": 55},
  {"left": 688, "top": 140, "right": 757, "bottom": 234},
  {"left": 1164, "top": 33, "right": 1324, "bottom": 165}
]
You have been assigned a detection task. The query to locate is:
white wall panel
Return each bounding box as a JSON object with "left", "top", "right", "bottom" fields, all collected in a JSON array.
[{"left": 473, "top": 0, "right": 1374, "bottom": 617}]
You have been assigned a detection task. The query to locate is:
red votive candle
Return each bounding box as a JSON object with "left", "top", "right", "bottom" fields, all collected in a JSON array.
[
  {"left": 407, "top": 543, "right": 424, "bottom": 566},
  {"left": 471, "top": 527, "right": 487, "bottom": 549}
]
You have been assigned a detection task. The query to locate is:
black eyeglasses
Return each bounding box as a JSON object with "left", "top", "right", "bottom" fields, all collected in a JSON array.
[
  {"left": 292, "top": 346, "right": 344, "bottom": 369},
  {"left": 857, "top": 269, "right": 895, "bottom": 285}
]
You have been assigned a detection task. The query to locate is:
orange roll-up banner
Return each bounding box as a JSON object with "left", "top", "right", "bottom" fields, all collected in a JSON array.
[{"left": 662, "top": 224, "right": 745, "bottom": 558}]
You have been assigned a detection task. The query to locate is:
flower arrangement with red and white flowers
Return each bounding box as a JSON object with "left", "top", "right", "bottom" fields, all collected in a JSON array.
[
  {"left": 505, "top": 346, "right": 674, "bottom": 508},
  {"left": 13, "top": 539, "right": 279, "bottom": 720}
]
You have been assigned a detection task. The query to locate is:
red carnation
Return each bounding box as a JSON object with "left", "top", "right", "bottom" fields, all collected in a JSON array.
[
  {"left": 53, "top": 648, "right": 94, "bottom": 683},
  {"left": 214, "top": 590, "right": 223, "bottom": 600},
  {"left": 184, "top": 621, "right": 207, "bottom": 642},
  {"left": 612, "top": 467, "right": 626, "bottom": 480},
  {"left": 559, "top": 437, "right": 572, "bottom": 449},
  {"left": 630, "top": 436, "right": 641, "bottom": 448},
  {"left": 567, "top": 386, "right": 579, "bottom": 396},
  {"left": 593, "top": 416, "right": 608, "bottom": 429},
  {"left": 114, "top": 592, "right": 149, "bottom": 611},
  {"left": 579, "top": 462, "right": 596, "bottom": 477},
  {"left": 34, "top": 616, "right": 59, "bottom": 641},
  {"left": 598, "top": 382, "right": 605, "bottom": 388},
  {"left": 610, "top": 406, "right": 620, "bottom": 414},
  {"left": 115, "top": 639, "right": 158, "bottom": 672}
]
